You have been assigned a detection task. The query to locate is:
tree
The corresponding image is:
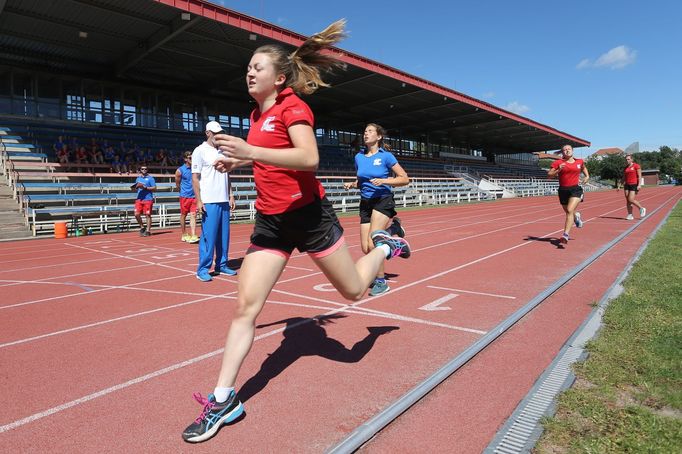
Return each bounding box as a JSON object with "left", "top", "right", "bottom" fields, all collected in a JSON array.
[
  {"left": 586, "top": 156, "right": 603, "bottom": 178},
  {"left": 598, "top": 154, "right": 627, "bottom": 186}
]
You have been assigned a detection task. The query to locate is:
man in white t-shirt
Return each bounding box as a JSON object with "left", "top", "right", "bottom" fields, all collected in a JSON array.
[{"left": 192, "top": 121, "right": 236, "bottom": 281}]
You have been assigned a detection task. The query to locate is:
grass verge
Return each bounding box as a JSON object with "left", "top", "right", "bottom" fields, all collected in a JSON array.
[{"left": 535, "top": 202, "right": 682, "bottom": 453}]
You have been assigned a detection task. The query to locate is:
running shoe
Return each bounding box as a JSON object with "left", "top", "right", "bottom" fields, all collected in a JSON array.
[
  {"left": 182, "top": 391, "right": 244, "bottom": 443},
  {"left": 640, "top": 207, "right": 646, "bottom": 217},
  {"left": 371, "top": 230, "right": 411, "bottom": 259},
  {"left": 188, "top": 235, "right": 200, "bottom": 244},
  {"left": 574, "top": 211, "right": 583, "bottom": 228},
  {"left": 626, "top": 214, "right": 634, "bottom": 220},
  {"left": 139, "top": 227, "right": 146, "bottom": 236},
  {"left": 215, "top": 266, "right": 237, "bottom": 276},
  {"left": 369, "top": 279, "right": 390, "bottom": 296},
  {"left": 142, "top": 231, "right": 152, "bottom": 237},
  {"left": 559, "top": 233, "right": 569, "bottom": 245},
  {"left": 181, "top": 234, "right": 190, "bottom": 242},
  {"left": 196, "top": 270, "right": 212, "bottom": 282},
  {"left": 390, "top": 216, "right": 406, "bottom": 238}
]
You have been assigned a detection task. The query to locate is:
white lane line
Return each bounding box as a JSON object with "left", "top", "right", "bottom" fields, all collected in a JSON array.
[{"left": 427, "top": 285, "right": 517, "bottom": 299}]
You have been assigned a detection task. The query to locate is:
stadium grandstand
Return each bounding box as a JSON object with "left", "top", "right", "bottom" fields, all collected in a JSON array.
[{"left": 0, "top": 0, "right": 591, "bottom": 238}]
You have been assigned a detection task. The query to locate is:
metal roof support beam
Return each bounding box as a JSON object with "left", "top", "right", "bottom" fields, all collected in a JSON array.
[{"left": 116, "top": 14, "right": 202, "bottom": 77}]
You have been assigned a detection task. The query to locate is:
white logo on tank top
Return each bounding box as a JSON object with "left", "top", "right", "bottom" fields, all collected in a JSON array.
[{"left": 261, "top": 116, "right": 276, "bottom": 132}]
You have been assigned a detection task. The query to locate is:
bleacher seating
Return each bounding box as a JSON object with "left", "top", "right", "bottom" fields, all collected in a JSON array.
[{"left": 2, "top": 120, "right": 571, "bottom": 237}]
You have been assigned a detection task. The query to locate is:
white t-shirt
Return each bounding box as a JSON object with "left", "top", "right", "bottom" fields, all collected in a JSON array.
[{"left": 191, "top": 141, "right": 230, "bottom": 204}]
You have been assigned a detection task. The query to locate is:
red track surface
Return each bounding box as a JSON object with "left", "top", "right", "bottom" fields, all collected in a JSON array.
[{"left": 1, "top": 186, "right": 680, "bottom": 453}]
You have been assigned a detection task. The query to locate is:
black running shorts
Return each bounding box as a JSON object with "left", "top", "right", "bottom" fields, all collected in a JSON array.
[
  {"left": 359, "top": 194, "right": 397, "bottom": 224},
  {"left": 557, "top": 185, "right": 584, "bottom": 205},
  {"left": 250, "top": 196, "right": 343, "bottom": 255}
]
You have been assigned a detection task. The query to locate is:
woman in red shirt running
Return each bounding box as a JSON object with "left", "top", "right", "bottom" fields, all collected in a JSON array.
[
  {"left": 548, "top": 144, "right": 590, "bottom": 245},
  {"left": 623, "top": 154, "right": 646, "bottom": 220},
  {"left": 181, "top": 19, "right": 411, "bottom": 443}
]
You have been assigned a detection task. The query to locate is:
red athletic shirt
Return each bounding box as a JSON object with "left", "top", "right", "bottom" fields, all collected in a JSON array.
[
  {"left": 246, "top": 88, "right": 325, "bottom": 214},
  {"left": 623, "top": 163, "right": 640, "bottom": 185},
  {"left": 550, "top": 158, "right": 584, "bottom": 187}
]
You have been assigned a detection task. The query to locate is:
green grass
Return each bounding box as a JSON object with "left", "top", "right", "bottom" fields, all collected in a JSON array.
[{"left": 535, "top": 203, "right": 682, "bottom": 453}]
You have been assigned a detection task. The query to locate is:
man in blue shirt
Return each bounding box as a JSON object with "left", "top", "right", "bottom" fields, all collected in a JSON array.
[
  {"left": 131, "top": 164, "right": 156, "bottom": 236},
  {"left": 175, "top": 151, "right": 199, "bottom": 243}
]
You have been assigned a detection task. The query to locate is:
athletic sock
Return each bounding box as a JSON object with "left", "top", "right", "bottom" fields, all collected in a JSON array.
[
  {"left": 213, "top": 387, "right": 234, "bottom": 403},
  {"left": 378, "top": 244, "right": 391, "bottom": 258}
]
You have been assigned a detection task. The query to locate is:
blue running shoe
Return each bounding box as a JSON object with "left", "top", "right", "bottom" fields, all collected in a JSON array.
[
  {"left": 182, "top": 391, "right": 244, "bottom": 443},
  {"left": 574, "top": 211, "right": 583, "bottom": 228},
  {"left": 196, "top": 270, "right": 212, "bottom": 282},
  {"left": 371, "top": 230, "right": 411, "bottom": 259},
  {"left": 369, "top": 279, "right": 390, "bottom": 296},
  {"left": 215, "top": 266, "right": 237, "bottom": 276}
]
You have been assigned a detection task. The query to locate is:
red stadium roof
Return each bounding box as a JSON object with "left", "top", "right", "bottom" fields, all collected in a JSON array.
[{"left": 0, "top": 0, "right": 589, "bottom": 153}]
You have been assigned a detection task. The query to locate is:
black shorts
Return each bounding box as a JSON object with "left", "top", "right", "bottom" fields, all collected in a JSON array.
[
  {"left": 624, "top": 184, "right": 639, "bottom": 193},
  {"left": 250, "top": 196, "right": 343, "bottom": 255},
  {"left": 359, "top": 194, "right": 397, "bottom": 224},
  {"left": 558, "top": 185, "right": 584, "bottom": 205}
]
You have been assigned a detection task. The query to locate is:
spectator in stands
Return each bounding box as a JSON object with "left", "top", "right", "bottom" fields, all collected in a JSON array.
[
  {"left": 181, "top": 20, "right": 410, "bottom": 443},
  {"left": 623, "top": 154, "right": 646, "bottom": 220},
  {"left": 112, "top": 153, "right": 128, "bottom": 174},
  {"left": 175, "top": 151, "right": 199, "bottom": 243},
  {"left": 53, "top": 135, "right": 65, "bottom": 156},
  {"left": 74, "top": 146, "right": 89, "bottom": 172},
  {"left": 124, "top": 148, "right": 136, "bottom": 170},
  {"left": 548, "top": 144, "right": 590, "bottom": 245},
  {"left": 132, "top": 164, "right": 156, "bottom": 236},
  {"left": 70, "top": 137, "right": 80, "bottom": 153},
  {"left": 191, "top": 121, "right": 237, "bottom": 282},
  {"left": 168, "top": 149, "right": 181, "bottom": 167},
  {"left": 88, "top": 143, "right": 104, "bottom": 165},
  {"left": 144, "top": 147, "right": 155, "bottom": 165},
  {"left": 156, "top": 148, "right": 169, "bottom": 169},
  {"left": 135, "top": 147, "right": 146, "bottom": 165},
  {"left": 343, "top": 123, "right": 409, "bottom": 296},
  {"left": 57, "top": 144, "right": 70, "bottom": 167},
  {"left": 103, "top": 145, "right": 115, "bottom": 166}
]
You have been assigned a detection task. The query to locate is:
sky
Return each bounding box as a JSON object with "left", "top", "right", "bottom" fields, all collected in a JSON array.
[{"left": 213, "top": 0, "right": 681, "bottom": 158}]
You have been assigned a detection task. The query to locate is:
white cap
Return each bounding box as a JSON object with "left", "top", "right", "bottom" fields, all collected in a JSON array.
[{"left": 205, "top": 121, "right": 224, "bottom": 133}]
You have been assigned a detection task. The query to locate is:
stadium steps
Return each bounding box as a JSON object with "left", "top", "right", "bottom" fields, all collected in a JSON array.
[{"left": 0, "top": 173, "right": 31, "bottom": 240}]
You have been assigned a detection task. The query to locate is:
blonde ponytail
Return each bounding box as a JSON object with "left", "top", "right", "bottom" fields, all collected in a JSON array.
[{"left": 253, "top": 19, "right": 347, "bottom": 96}]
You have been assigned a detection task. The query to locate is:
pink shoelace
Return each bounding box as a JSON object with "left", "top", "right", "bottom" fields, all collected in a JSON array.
[{"left": 192, "top": 392, "right": 215, "bottom": 424}]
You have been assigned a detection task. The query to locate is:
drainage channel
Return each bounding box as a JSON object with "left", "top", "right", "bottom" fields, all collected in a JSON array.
[{"left": 327, "top": 200, "right": 675, "bottom": 454}]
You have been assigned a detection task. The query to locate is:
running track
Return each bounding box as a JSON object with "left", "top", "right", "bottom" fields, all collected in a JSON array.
[{"left": 1, "top": 186, "right": 680, "bottom": 453}]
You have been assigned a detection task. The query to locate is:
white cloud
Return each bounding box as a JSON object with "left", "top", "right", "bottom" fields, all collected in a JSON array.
[
  {"left": 595, "top": 45, "right": 637, "bottom": 68},
  {"left": 576, "top": 58, "right": 591, "bottom": 69},
  {"left": 505, "top": 101, "right": 530, "bottom": 115},
  {"left": 576, "top": 45, "right": 637, "bottom": 70}
]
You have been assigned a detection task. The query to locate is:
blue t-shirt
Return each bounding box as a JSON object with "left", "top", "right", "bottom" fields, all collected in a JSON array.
[
  {"left": 135, "top": 175, "right": 156, "bottom": 201},
  {"left": 354, "top": 148, "right": 398, "bottom": 199},
  {"left": 177, "top": 164, "right": 195, "bottom": 198}
]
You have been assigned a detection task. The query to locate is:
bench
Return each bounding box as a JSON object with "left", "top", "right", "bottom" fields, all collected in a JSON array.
[{"left": 70, "top": 209, "right": 130, "bottom": 235}]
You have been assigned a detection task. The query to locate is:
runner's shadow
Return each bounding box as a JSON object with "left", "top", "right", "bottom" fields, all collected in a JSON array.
[
  {"left": 524, "top": 236, "right": 564, "bottom": 248},
  {"left": 237, "top": 314, "right": 399, "bottom": 403},
  {"left": 227, "top": 257, "right": 244, "bottom": 270},
  {"left": 599, "top": 216, "right": 626, "bottom": 220}
]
